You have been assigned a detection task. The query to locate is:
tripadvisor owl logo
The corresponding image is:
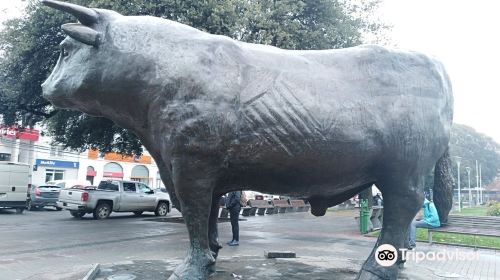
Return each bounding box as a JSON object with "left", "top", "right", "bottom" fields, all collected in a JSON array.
[{"left": 375, "top": 244, "right": 398, "bottom": 267}]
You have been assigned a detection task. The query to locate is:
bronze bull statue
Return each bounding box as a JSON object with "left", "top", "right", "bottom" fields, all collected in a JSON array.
[{"left": 41, "top": 1, "right": 454, "bottom": 279}]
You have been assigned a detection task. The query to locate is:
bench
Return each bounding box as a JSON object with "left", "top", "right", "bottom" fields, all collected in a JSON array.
[
  {"left": 248, "top": 199, "right": 274, "bottom": 215},
  {"left": 241, "top": 206, "right": 256, "bottom": 216},
  {"left": 428, "top": 214, "right": 500, "bottom": 245},
  {"left": 290, "top": 200, "right": 310, "bottom": 212},
  {"left": 271, "top": 199, "right": 291, "bottom": 213}
]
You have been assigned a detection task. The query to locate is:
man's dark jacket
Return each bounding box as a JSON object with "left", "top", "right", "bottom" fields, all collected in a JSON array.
[{"left": 226, "top": 191, "right": 241, "bottom": 209}]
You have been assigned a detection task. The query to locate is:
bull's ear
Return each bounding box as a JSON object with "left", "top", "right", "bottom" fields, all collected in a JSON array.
[
  {"left": 42, "top": 0, "right": 98, "bottom": 26},
  {"left": 62, "top": 23, "right": 101, "bottom": 47}
]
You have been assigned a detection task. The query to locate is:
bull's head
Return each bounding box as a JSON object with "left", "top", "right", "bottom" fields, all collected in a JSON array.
[
  {"left": 42, "top": 1, "right": 114, "bottom": 113},
  {"left": 42, "top": 0, "right": 224, "bottom": 129},
  {"left": 41, "top": 0, "right": 162, "bottom": 124}
]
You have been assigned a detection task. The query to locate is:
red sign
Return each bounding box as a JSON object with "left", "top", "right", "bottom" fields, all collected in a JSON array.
[
  {"left": 103, "top": 172, "right": 124, "bottom": 178},
  {"left": 0, "top": 126, "right": 39, "bottom": 141}
]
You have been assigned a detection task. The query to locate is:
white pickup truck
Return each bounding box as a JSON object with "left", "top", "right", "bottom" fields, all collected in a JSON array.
[{"left": 57, "top": 180, "right": 171, "bottom": 219}]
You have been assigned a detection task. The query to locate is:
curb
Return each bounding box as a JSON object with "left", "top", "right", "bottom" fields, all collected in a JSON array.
[
  {"left": 82, "top": 263, "right": 100, "bottom": 280},
  {"left": 364, "top": 232, "right": 500, "bottom": 251}
]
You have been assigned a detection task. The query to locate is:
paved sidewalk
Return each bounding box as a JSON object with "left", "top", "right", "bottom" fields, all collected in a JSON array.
[
  {"left": 403, "top": 243, "right": 500, "bottom": 280},
  {"left": 95, "top": 210, "right": 500, "bottom": 280},
  {"left": 4, "top": 209, "right": 499, "bottom": 280}
]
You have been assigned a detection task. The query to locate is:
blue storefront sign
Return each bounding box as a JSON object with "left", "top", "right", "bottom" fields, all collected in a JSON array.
[{"left": 35, "top": 159, "right": 79, "bottom": 169}]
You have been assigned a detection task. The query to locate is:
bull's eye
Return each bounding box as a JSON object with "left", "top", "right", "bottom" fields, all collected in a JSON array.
[{"left": 61, "top": 47, "right": 69, "bottom": 57}]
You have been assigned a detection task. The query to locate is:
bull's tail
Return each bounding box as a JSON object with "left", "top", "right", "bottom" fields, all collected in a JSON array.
[{"left": 433, "top": 148, "right": 454, "bottom": 224}]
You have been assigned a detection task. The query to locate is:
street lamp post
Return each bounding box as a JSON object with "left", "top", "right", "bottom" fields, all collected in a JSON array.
[
  {"left": 456, "top": 157, "right": 461, "bottom": 212},
  {"left": 479, "top": 164, "right": 483, "bottom": 204},
  {"left": 465, "top": 167, "right": 472, "bottom": 207},
  {"left": 476, "top": 160, "right": 480, "bottom": 205}
]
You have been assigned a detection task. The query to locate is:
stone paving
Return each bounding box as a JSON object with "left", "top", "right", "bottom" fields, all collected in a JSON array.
[
  {"left": 95, "top": 209, "right": 500, "bottom": 280},
  {"left": 1, "top": 208, "right": 499, "bottom": 279}
]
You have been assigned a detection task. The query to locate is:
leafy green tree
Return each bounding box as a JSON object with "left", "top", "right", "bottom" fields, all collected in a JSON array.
[{"left": 0, "top": 0, "right": 386, "bottom": 154}]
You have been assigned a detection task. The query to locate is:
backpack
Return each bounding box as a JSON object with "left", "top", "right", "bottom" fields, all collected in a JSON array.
[{"left": 240, "top": 191, "right": 248, "bottom": 207}]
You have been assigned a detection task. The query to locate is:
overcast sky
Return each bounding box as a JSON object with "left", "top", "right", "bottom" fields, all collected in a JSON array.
[
  {"left": 376, "top": 0, "right": 500, "bottom": 143},
  {"left": 0, "top": 0, "right": 499, "bottom": 143}
]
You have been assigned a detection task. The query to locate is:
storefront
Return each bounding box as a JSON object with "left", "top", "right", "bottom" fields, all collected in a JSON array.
[
  {"left": 33, "top": 159, "right": 79, "bottom": 184},
  {"left": 0, "top": 126, "right": 39, "bottom": 164}
]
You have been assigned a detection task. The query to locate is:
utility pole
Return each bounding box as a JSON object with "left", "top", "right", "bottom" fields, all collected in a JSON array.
[
  {"left": 476, "top": 160, "right": 480, "bottom": 205},
  {"left": 465, "top": 167, "right": 472, "bottom": 207},
  {"left": 456, "top": 157, "right": 461, "bottom": 212}
]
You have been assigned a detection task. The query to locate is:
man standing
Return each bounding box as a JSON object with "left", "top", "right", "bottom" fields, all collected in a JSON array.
[{"left": 226, "top": 191, "right": 242, "bottom": 246}]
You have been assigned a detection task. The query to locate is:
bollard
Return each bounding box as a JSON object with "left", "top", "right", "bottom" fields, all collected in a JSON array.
[{"left": 359, "top": 199, "right": 369, "bottom": 234}]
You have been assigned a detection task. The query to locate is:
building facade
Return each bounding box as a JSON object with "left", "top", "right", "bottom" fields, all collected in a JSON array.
[{"left": 0, "top": 125, "right": 164, "bottom": 189}]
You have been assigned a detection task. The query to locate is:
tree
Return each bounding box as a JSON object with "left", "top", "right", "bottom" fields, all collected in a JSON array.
[
  {"left": 0, "top": 0, "right": 387, "bottom": 154},
  {"left": 422, "top": 124, "right": 500, "bottom": 193},
  {"left": 449, "top": 124, "right": 500, "bottom": 187}
]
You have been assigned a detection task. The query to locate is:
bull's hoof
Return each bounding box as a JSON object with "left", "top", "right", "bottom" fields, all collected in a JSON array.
[
  {"left": 210, "top": 242, "right": 223, "bottom": 259},
  {"left": 168, "top": 251, "right": 215, "bottom": 280}
]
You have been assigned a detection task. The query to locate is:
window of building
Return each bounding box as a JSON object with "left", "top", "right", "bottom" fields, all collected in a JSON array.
[
  {"left": 156, "top": 171, "right": 162, "bottom": 189},
  {"left": 45, "top": 169, "right": 64, "bottom": 182},
  {"left": 86, "top": 166, "right": 96, "bottom": 185},
  {"left": 0, "top": 153, "right": 11, "bottom": 161},
  {"left": 103, "top": 162, "right": 123, "bottom": 178},
  {"left": 131, "top": 165, "right": 150, "bottom": 184}
]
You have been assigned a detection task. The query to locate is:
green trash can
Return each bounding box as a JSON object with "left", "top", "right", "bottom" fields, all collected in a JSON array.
[{"left": 359, "top": 199, "right": 369, "bottom": 234}]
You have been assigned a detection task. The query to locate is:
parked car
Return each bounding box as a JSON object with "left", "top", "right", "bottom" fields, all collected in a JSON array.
[
  {"left": 0, "top": 162, "right": 29, "bottom": 214},
  {"left": 27, "top": 184, "right": 63, "bottom": 211},
  {"left": 57, "top": 180, "right": 171, "bottom": 219},
  {"left": 45, "top": 179, "right": 92, "bottom": 188}
]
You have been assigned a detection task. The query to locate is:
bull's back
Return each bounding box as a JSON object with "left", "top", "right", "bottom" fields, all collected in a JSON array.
[{"left": 232, "top": 44, "right": 452, "bottom": 172}]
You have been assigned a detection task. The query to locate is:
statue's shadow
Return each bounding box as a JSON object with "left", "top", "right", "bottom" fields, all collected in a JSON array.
[{"left": 96, "top": 257, "right": 359, "bottom": 280}]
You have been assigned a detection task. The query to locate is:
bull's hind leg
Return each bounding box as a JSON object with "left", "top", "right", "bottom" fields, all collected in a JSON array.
[
  {"left": 168, "top": 157, "right": 218, "bottom": 280},
  {"left": 357, "top": 176, "right": 424, "bottom": 280}
]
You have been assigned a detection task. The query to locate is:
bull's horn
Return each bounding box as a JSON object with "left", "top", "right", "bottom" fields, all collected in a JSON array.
[
  {"left": 62, "top": 23, "right": 100, "bottom": 47},
  {"left": 42, "top": 0, "right": 98, "bottom": 26}
]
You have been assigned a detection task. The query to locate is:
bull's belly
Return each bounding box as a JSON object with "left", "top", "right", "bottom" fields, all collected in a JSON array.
[{"left": 219, "top": 140, "right": 377, "bottom": 197}]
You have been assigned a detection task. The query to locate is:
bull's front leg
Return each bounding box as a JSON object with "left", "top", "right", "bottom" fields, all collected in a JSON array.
[{"left": 168, "top": 157, "right": 218, "bottom": 280}]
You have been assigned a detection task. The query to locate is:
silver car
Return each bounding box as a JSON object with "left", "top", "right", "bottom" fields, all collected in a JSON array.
[
  {"left": 27, "top": 184, "right": 63, "bottom": 211},
  {"left": 57, "top": 180, "right": 171, "bottom": 219}
]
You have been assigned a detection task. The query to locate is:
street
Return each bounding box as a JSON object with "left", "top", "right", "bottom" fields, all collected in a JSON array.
[
  {"left": 1, "top": 208, "right": 189, "bottom": 279},
  {"left": 1, "top": 208, "right": 499, "bottom": 280},
  {"left": 0, "top": 208, "right": 367, "bottom": 279}
]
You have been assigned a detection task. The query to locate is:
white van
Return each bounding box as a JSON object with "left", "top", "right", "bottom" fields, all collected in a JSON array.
[{"left": 0, "top": 162, "right": 30, "bottom": 213}]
